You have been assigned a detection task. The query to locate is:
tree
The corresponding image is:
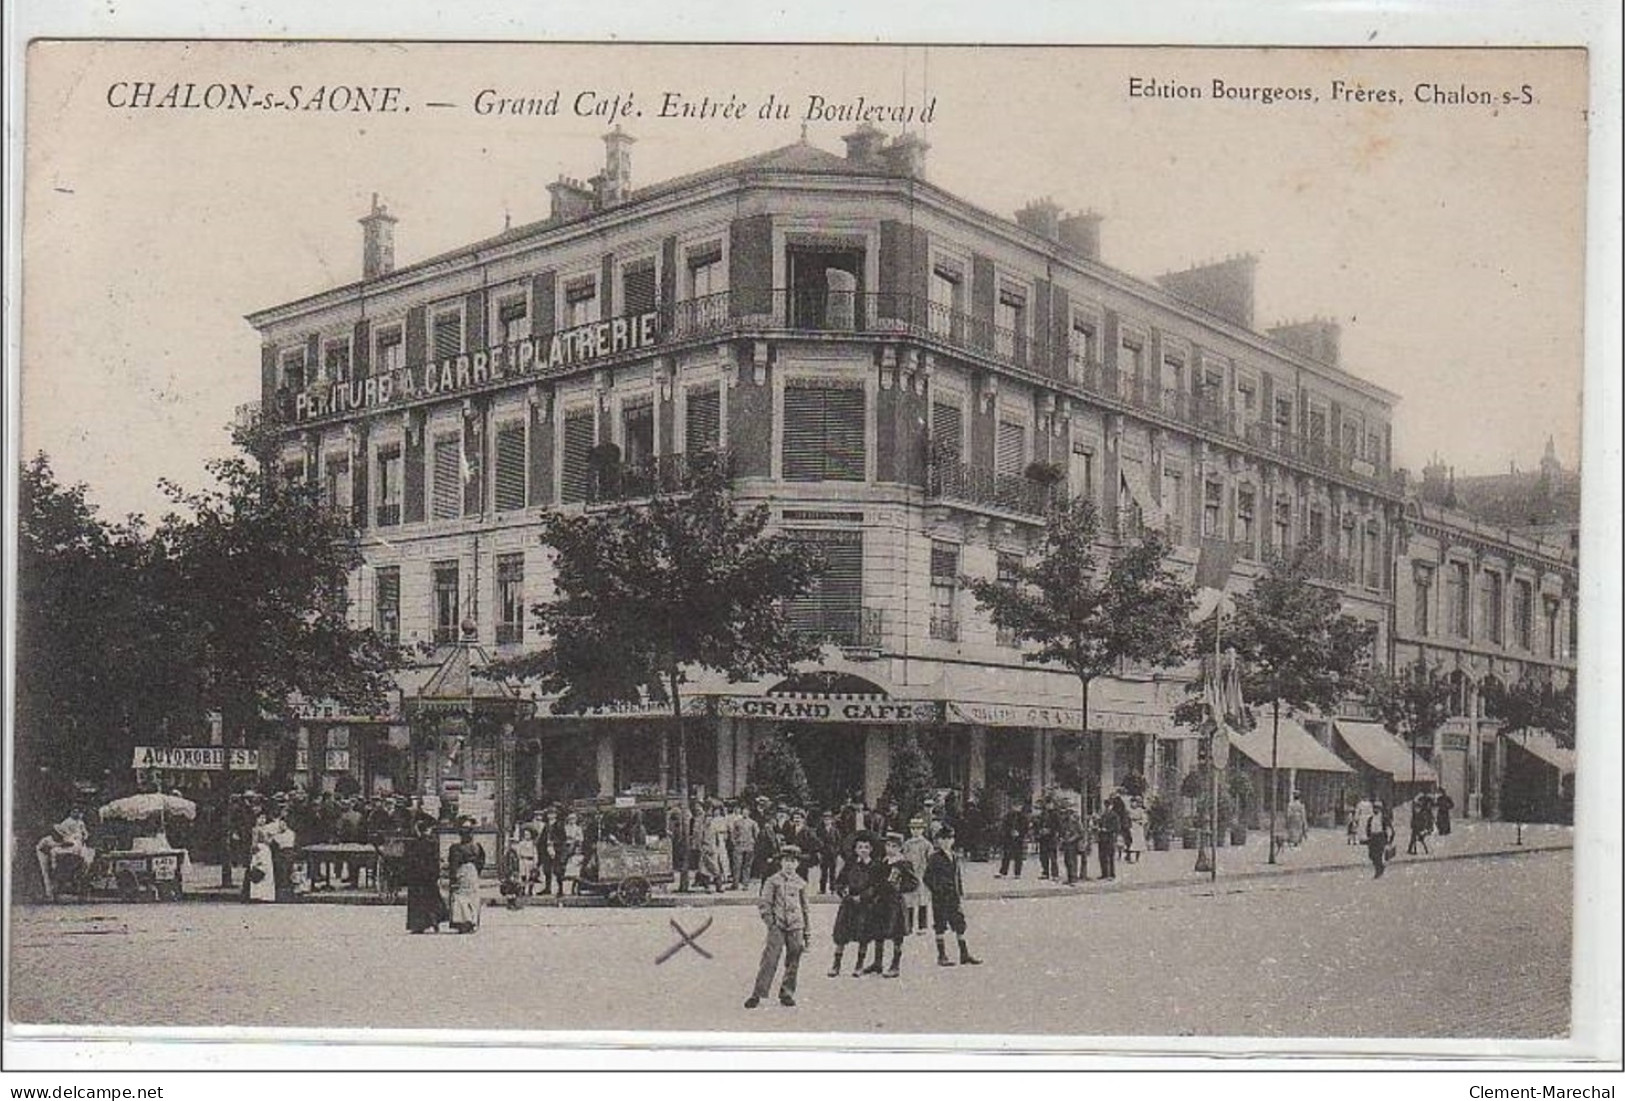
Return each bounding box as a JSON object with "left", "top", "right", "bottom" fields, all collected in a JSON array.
[
  {"left": 484, "top": 457, "right": 820, "bottom": 890},
  {"left": 1197, "top": 547, "right": 1377, "bottom": 861},
  {"left": 746, "top": 734, "right": 813, "bottom": 810},
  {"left": 880, "top": 730, "right": 936, "bottom": 822},
  {"left": 965, "top": 497, "right": 1195, "bottom": 805},
  {"left": 1483, "top": 674, "right": 1576, "bottom": 749},
  {"left": 15, "top": 451, "right": 400, "bottom": 882},
  {"left": 1367, "top": 660, "right": 1455, "bottom": 786}
]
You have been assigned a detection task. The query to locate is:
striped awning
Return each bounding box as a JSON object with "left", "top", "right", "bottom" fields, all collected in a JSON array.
[
  {"left": 1335, "top": 720, "right": 1439, "bottom": 783},
  {"left": 1229, "top": 716, "right": 1354, "bottom": 774}
]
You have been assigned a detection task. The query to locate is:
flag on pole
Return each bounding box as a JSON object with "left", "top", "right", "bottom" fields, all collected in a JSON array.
[
  {"left": 1194, "top": 537, "right": 1239, "bottom": 593},
  {"left": 1203, "top": 650, "right": 1250, "bottom": 768}
]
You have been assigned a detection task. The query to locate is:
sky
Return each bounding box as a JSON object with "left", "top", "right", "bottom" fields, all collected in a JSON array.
[{"left": 19, "top": 42, "right": 1591, "bottom": 522}]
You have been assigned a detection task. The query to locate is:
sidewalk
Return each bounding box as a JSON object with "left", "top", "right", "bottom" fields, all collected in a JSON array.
[{"left": 175, "top": 818, "right": 1572, "bottom": 908}]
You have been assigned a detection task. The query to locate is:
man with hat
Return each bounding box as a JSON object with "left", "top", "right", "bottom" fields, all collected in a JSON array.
[
  {"left": 813, "top": 810, "right": 842, "bottom": 895},
  {"left": 923, "top": 826, "right": 982, "bottom": 967},
  {"left": 745, "top": 844, "right": 811, "bottom": 1009},
  {"left": 785, "top": 810, "right": 820, "bottom": 886}
]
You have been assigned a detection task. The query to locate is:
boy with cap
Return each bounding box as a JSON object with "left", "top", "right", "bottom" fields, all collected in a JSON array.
[
  {"left": 923, "top": 827, "right": 983, "bottom": 967},
  {"left": 869, "top": 832, "right": 919, "bottom": 977},
  {"left": 746, "top": 845, "right": 810, "bottom": 1008}
]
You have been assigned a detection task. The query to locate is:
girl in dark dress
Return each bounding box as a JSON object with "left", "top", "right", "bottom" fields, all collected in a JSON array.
[
  {"left": 829, "top": 833, "right": 879, "bottom": 977},
  {"left": 403, "top": 816, "right": 447, "bottom": 933}
]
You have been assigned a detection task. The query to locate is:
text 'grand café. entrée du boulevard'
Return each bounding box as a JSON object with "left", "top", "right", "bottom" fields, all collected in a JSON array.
[{"left": 239, "top": 125, "right": 1577, "bottom": 846}]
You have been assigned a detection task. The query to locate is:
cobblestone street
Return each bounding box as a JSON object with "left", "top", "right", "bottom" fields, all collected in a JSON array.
[{"left": 10, "top": 846, "right": 1571, "bottom": 1041}]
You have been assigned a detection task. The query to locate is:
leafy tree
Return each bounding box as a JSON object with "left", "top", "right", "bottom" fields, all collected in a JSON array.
[
  {"left": 1483, "top": 674, "right": 1576, "bottom": 749},
  {"left": 965, "top": 497, "right": 1195, "bottom": 801},
  {"left": 1367, "top": 659, "right": 1455, "bottom": 786},
  {"left": 16, "top": 451, "right": 399, "bottom": 883},
  {"left": 1196, "top": 547, "right": 1377, "bottom": 860},
  {"left": 880, "top": 729, "right": 936, "bottom": 822},
  {"left": 484, "top": 457, "right": 820, "bottom": 889},
  {"left": 746, "top": 734, "right": 813, "bottom": 810}
]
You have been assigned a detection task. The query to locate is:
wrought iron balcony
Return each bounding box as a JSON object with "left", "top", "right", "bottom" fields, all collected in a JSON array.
[
  {"left": 927, "top": 458, "right": 1063, "bottom": 520},
  {"left": 586, "top": 450, "right": 733, "bottom": 505},
  {"left": 791, "top": 606, "right": 885, "bottom": 651},
  {"left": 929, "top": 611, "right": 961, "bottom": 643}
]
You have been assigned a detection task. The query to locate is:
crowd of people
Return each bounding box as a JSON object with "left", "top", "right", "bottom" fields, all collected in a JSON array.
[
  {"left": 1348, "top": 789, "right": 1455, "bottom": 878},
  {"left": 992, "top": 790, "right": 1150, "bottom": 884}
]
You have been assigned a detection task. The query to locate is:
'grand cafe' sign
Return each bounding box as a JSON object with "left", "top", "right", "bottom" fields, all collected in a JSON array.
[{"left": 294, "top": 310, "right": 662, "bottom": 422}]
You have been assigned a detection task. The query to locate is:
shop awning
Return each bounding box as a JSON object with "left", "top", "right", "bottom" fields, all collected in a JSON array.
[
  {"left": 1229, "top": 716, "right": 1354, "bottom": 773},
  {"left": 935, "top": 664, "right": 1181, "bottom": 735},
  {"left": 1506, "top": 730, "right": 1576, "bottom": 775},
  {"left": 1335, "top": 720, "right": 1439, "bottom": 784}
]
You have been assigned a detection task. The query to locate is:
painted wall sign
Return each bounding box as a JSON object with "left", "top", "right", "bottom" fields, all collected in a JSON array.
[
  {"left": 292, "top": 311, "right": 662, "bottom": 422},
  {"left": 718, "top": 697, "right": 939, "bottom": 724},
  {"left": 131, "top": 746, "right": 260, "bottom": 771}
]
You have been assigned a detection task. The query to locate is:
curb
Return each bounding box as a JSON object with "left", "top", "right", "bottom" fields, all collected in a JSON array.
[{"left": 166, "top": 840, "right": 1570, "bottom": 908}]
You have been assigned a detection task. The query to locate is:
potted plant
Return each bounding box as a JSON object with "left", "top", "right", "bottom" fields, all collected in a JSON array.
[
  {"left": 1147, "top": 795, "right": 1174, "bottom": 851},
  {"left": 1227, "top": 766, "right": 1253, "bottom": 846}
]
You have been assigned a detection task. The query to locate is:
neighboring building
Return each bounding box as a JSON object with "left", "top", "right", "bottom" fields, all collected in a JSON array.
[
  {"left": 1388, "top": 496, "right": 1578, "bottom": 820},
  {"left": 246, "top": 128, "right": 1407, "bottom": 837}
]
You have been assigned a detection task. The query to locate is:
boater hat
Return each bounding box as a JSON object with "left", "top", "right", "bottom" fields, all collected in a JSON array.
[{"left": 779, "top": 844, "right": 803, "bottom": 858}]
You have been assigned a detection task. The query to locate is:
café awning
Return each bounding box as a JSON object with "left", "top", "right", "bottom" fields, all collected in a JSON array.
[
  {"left": 1507, "top": 730, "right": 1576, "bottom": 776},
  {"left": 1334, "top": 720, "right": 1439, "bottom": 783},
  {"left": 936, "top": 664, "right": 1181, "bottom": 736},
  {"left": 1229, "top": 716, "right": 1354, "bottom": 773}
]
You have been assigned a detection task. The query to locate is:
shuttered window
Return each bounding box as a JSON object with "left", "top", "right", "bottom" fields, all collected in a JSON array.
[
  {"left": 685, "top": 386, "right": 721, "bottom": 454},
  {"left": 496, "top": 553, "right": 525, "bottom": 645},
  {"left": 932, "top": 401, "right": 963, "bottom": 464},
  {"left": 432, "top": 310, "right": 463, "bottom": 359},
  {"left": 433, "top": 561, "right": 460, "bottom": 644},
  {"left": 432, "top": 433, "right": 462, "bottom": 520},
  {"left": 783, "top": 380, "right": 866, "bottom": 482},
  {"left": 494, "top": 420, "right": 527, "bottom": 513},
  {"left": 622, "top": 260, "right": 658, "bottom": 316},
  {"left": 560, "top": 411, "right": 594, "bottom": 504},
  {"left": 785, "top": 529, "right": 863, "bottom": 642},
  {"left": 995, "top": 420, "right": 1025, "bottom": 477},
  {"left": 623, "top": 398, "right": 655, "bottom": 467},
  {"left": 374, "top": 567, "right": 400, "bottom": 646}
]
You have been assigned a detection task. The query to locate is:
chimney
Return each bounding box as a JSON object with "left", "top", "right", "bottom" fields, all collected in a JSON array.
[
  {"left": 1058, "top": 212, "right": 1103, "bottom": 261},
  {"left": 359, "top": 193, "right": 398, "bottom": 280},
  {"left": 1156, "top": 254, "right": 1258, "bottom": 329},
  {"left": 880, "top": 132, "right": 929, "bottom": 179},
  {"left": 1267, "top": 318, "right": 1342, "bottom": 366},
  {"left": 1015, "top": 198, "right": 1062, "bottom": 242},
  {"left": 842, "top": 124, "right": 887, "bottom": 165},
  {"left": 600, "top": 126, "right": 635, "bottom": 206},
  {"left": 547, "top": 176, "right": 595, "bottom": 222}
]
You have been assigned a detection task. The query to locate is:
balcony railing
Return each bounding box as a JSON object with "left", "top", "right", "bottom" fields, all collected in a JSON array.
[
  {"left": 586, "top": 450, "right": 732, "bottom": 505},
  {"left": 927, "top": 458, "right": 1063, "bottom": 519},
  {"left": 791, "top": 606, "right": 885, "bottom": 650},
  {"left": 929, "top": 611, "right": 961, "bottom": 642},
  {"left": 270, "top": 286, "right": 1396, "bottom": 495},
  {"left": 375, "top": 503, "right": 401, "bottom": 527}
]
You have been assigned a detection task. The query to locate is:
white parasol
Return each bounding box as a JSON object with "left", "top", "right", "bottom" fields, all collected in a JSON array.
[{"left": 98, "top": 793, "right": 198, "bottom": 822}]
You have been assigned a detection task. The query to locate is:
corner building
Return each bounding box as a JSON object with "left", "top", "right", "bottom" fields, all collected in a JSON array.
[{"left": 248, "top": 127, "right": 1404, "bottom": 833}]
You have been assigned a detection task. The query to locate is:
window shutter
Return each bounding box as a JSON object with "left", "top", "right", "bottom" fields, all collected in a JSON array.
[
  {"left": 786, "top": 529, "right": 862, "bottom": 640},
  {"left": 784, "top": 381, "right": 865, "bottom": 483},
  {"left": 623, "top": 261, "right": 657, "bottom": 315},
  {"left": 494, "top": 421, "right": 527, "bottom": 512},
  {"left": 432, "top": 433, "right": 461, "bottom": 519},
  {"left": 685, "top": 386, "right": 721, "bottom": 454},
  {"left": 824, "top": 387, "right": 865, "bottom": 481},
  {"left": 996, "top": 420, "right": 1025, "bottom": 477},
  {"left": 932, "top": 401, "right": 963, "bottom": 464},
  {"left": 930, "top": 541, "right": 959, "bottom": 581},
  {"left": 433, "top": 313, "right": 462, "bottom": 360},
  {"left": 782, "top": 386, "right": 825, "bottom": 482},
  {"left": 561, "top": 412, "right": 594, "bottom": 503}
]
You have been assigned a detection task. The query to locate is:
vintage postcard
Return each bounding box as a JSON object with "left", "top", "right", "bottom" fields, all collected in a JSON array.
[{"left": 6, "top": 35, "right": 1616, "bottom": 1071}]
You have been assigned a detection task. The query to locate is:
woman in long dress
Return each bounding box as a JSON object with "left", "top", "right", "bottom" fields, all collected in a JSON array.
[
  {"left": 701, "top": 806, "right": 730, "bottom": 892},
  {"left": 243, "top": 813, "right": 278, "bottom": 903},
  {"left": 446, "top": 820, "right": 486, "bottom": 933},
  {"left": 403, "top": 815, "right": 446, "bottom": 932}
]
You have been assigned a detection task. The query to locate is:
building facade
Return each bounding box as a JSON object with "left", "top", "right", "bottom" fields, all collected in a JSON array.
[
  {"left": 1389, "top": 497, "right": 1578, "bottom": 820},
  {"left": 248, "top": 127, "right": 1418, "bottom": 834}
]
